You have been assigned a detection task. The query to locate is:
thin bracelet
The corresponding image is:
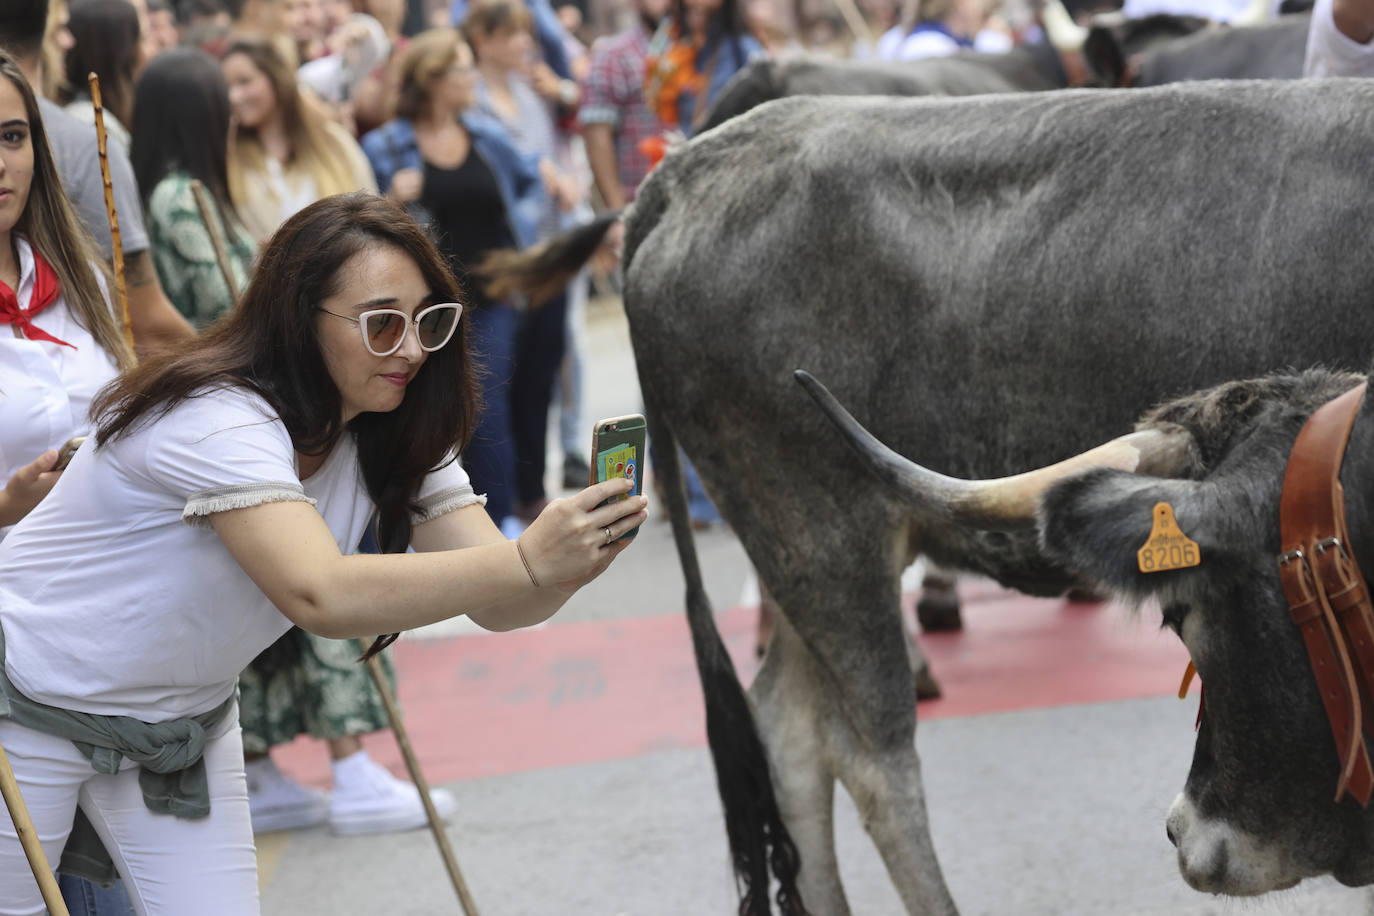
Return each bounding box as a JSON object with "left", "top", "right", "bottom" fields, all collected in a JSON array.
[{"left": 516, "top": 537, "right": 540, "bottom": 588}]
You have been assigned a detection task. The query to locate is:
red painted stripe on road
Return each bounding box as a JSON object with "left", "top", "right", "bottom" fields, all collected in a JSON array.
[{"left": 273, "top": 590, "right": 1193, "bottom": 788}]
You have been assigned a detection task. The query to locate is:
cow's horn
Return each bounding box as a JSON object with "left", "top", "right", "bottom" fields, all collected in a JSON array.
[
  {"left": 795, "top": 370, "right": 1195, "bottom": 529},
  {"left": 1042, "top": 0, "right": 1089, "bottom": 51}
]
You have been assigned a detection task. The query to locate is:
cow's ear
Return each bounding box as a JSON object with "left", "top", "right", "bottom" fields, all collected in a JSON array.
[
  {"left": 1082, "top": 26, "right": 1127, "bottom": 87},
  {"left": 1038, "top": 469, "right": 1216, "bottom": 597}
]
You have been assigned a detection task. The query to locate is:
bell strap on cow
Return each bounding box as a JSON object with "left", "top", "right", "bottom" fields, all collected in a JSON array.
[{"left": 1278, "top": 381, "right": 1374, "bottom": 806}]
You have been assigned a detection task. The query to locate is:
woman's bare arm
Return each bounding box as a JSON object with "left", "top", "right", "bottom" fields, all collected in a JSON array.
[{"left": 210, "top": 478, "right": 646, "bottom": 637}]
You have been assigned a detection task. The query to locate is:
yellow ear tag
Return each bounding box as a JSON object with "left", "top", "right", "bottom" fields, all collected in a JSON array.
[
  {"left": 1136, "top": 502, "right": 1201, "bottom": 574},
  {"left": 1177, "top": 660, "right": 1196, "bottom": 699}
]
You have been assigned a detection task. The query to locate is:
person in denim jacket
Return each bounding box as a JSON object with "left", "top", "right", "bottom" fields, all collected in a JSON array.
[{"left": 363, "top": 27, "right": 546, "bottom": 535}]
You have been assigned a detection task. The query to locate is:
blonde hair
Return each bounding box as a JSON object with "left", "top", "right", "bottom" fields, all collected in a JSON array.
[
  {"left": 2, "top": 54, "right": 133, "bottom": 370},
  {"left": 394, "top": 27, "right": 461, "bottom": 121},
  {"left": 223, "top": 36, "right": 357, "bottom": 206}
]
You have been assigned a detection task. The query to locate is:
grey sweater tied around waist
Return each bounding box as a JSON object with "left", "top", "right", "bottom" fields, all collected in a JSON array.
[{"left": 0, "top": 621, "right": 235, "bottom": 886}]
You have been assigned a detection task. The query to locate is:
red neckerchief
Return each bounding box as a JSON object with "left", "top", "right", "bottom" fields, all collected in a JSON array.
[{"left": 0, "top": 249, "right": 75, "bottom": 349}]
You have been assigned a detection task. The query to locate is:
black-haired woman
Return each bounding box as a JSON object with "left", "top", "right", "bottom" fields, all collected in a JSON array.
[
  {"left": 0, "top": 189, "right": 646, "bottom": 913},
  {"left": 131, "top": 46, "right": 253, "bottom": 327}
]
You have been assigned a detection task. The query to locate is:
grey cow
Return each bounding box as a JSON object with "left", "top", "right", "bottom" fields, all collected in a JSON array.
[
  {"left": 809, "top": 364, "right": 1374, "bottom": 895},
  {"left": 480, "top": 79, "right": 1374, "bottom": 912},
  {"left": 1086, "top": 13, "right": 1311, "bottom": 86},
  {"left": 617, "top": 82, "right": 1374, "bottom": 913},
  {"left": 697, "top": 14, "right": 1210, "bottom": 134}
]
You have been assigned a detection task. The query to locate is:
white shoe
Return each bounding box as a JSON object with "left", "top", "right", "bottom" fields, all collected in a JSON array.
[
  {"left": 246, "top": 757, "right": 331, "bottom": 834},
  {"left": 328, "top": 750, "right": 456, "bottom": 836}
]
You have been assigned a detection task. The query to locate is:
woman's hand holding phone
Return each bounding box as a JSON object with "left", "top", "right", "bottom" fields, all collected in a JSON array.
[
  {"left": 517, "top": 477, "right": 648, "bottom": 590},
  {"left": 0, "top": 449, "right": 63, "bottom": 527}
]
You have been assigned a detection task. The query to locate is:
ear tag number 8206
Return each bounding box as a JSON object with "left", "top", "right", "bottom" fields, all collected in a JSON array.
[{"left": 1136, "top": 502, "right": 1201, "bottom": 574}]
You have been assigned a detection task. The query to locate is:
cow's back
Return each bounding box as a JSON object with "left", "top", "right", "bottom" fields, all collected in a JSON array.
[{"left": 624, "top": 81, "right": 1374, "bottom": 503}]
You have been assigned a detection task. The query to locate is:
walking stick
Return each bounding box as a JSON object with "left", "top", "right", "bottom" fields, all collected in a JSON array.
[
  {"left": 188, "top": 180, "right": 240, "bottom": 302},
  {"left": 0, "top": 742, "right": 70, "bottom": 915},
  {"left": 88, "top": 73, "right": 136, "bottom": 356},
  {"left": 360, "top": 648, "right": 481, "bottom": 915},
  {"left": 829, "top": 0, "right": 875, "bottom": 47}
]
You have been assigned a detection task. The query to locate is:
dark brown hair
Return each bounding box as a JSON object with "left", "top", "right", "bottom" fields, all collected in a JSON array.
[{"left": 93, "top": 191, "right": 479, "bottom": 554}]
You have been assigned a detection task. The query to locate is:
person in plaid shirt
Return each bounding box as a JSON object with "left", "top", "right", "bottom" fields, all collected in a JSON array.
[{"left": 578, "top": 0, "right": 670, "bottom": 210}]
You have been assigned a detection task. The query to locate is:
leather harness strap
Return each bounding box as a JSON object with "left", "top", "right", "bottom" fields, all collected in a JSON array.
[{"left": 1278, "top": 382, "right": 1374, "bottom": 806}]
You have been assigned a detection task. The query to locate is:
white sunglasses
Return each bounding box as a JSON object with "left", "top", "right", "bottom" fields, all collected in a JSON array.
[{"left": 319, "top": 302, "right": 464, "bottom": 357}]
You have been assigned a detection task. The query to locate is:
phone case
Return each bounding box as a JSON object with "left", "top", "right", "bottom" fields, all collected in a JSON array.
[
  {"left": 591, "top": 414, "right": 646, "bottom": 541},
  {"left": 54, "top": 436, "right": 87, "bottom": 471}
]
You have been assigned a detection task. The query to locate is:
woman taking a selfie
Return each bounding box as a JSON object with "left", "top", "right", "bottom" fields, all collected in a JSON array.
[
  {"left": 0, "top": 186, "right": 646, "bottom": 912},
  {"left": 0, "top": 52, "right": 134, "bottom": 532}
]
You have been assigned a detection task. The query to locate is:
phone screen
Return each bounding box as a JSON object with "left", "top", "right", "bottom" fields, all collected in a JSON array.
[{"left": 592, "top": 414, "right": 646, "bottom": 540}]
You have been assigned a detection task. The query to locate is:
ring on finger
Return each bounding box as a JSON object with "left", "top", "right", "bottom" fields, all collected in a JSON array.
[{"left": 603, "top": 526, "right": 613, "bottom": 545}]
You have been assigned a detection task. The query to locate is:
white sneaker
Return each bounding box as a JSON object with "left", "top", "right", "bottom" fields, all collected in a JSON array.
[
  {"left": 245, "top": 757, "right": 331, "bottom": 834},
  {"left": 328, "top": 750, "right": 457, "bottom": 836}
]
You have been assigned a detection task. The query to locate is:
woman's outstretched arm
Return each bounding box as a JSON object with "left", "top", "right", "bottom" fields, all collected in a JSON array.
[{"left": 211, "top": 477, "right": 647, "bottom": 637}]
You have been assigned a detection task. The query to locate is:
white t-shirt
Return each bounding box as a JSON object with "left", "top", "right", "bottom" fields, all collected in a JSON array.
[
  {"left": 0, "top": 385, "right": 483, "bottom": 721},
  {"left": 1305, "top": 0, "right": 1374, "bottom": 75},
  {"left": 0, "top": 237, "right": 120, "bottom": 491}
]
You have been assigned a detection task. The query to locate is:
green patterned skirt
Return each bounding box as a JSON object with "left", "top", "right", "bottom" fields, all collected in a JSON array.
[{"left": 238, "top": 628, "right": 398, "bottom": 755}]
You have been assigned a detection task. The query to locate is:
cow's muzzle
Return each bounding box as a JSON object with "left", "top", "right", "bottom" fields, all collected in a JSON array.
[{"left": 1166, "top": 793, "right": 1303, "bottom": 896}]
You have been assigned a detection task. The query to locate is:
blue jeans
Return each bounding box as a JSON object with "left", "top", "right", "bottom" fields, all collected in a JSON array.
[
  {"left": 57, "top": 872, "right": 137, "bottom": 915},
  {"left": 463, "top": 303, "right": 520, "bottom": 523},
  {"left": 683, "top": 457, "right": 721, "bottom": 525},
  {"left": 511, "top": 291, "right": 568, "bottom": 507},
  {"left": 647, "top": 430, "right": 721, "bottom": 526}
]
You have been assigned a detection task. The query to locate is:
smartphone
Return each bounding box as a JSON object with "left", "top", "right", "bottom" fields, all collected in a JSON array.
[
  {"left": 54, "top": 436, "right": 86, "bottom": 471},
  {"left": 590, "top": 414, "right": 646, "bottom": 541}
]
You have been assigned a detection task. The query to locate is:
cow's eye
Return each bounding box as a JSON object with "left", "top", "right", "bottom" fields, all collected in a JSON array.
[{"left": 1160, "top": 602, "right": 1189, "bottom": 637}]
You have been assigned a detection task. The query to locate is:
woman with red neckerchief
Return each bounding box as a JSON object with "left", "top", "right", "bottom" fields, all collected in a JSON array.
[{"left": 0, "top": 51, "right": 134, "bottom": 535}]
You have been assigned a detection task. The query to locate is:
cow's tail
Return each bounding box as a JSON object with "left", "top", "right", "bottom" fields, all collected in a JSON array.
[
  {"left": 643, "top": 409, "right": 808, "bottom": 916},
  {"left": 474, "top": 210, "right": 621, "bottom": 306}
]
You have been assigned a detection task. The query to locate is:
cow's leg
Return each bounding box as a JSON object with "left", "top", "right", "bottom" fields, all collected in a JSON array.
[
  {"left": 756, "top": 552, "right": 959, "bottom": 916},
  {"left": 836, "top": 741, "right": 956, "bottom": 916},
  {"left": 915, "top": 563, "right": 962, "bottom": 632},
  {"left": 751, "top": 595, "right": 850, "bottom": 915}
]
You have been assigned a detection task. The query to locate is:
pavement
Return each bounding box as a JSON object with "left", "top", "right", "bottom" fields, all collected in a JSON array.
[{"left": 254, "top": 297, "right": 1374, "bottom": 915}]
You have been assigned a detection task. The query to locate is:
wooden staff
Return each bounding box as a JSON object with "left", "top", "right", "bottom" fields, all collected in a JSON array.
[
  {"left": 359, "top": 647, "right": 481, "bottom": 915},
  {"left": 0, "top": 743, "right": 70, "bottom": 915},
  {"left": 88, "top": 72, "right": 136, "bottom": 356},
  {"left": 831, "top": 0, "right": 875, "bottom": 47},
  {"left": 189, "top": 180, "right": 240, "bottom": 302}
]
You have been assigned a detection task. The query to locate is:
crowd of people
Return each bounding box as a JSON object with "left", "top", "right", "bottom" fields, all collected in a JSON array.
[{"left": 0, "top": 0, "right": 1371, "bottom": 908}]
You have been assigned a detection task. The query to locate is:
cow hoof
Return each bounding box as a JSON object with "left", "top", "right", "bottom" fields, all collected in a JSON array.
[
  {"left": 915, "top": 665, "right": 943, "bottom": 701},
  {"left": 916, "top": 594, "right": 964, "bottom": 632}
]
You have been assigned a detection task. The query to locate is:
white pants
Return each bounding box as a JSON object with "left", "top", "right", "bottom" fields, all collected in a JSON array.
[{"left": 0, "top": 711, "right": 259, "bottom": 916}]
